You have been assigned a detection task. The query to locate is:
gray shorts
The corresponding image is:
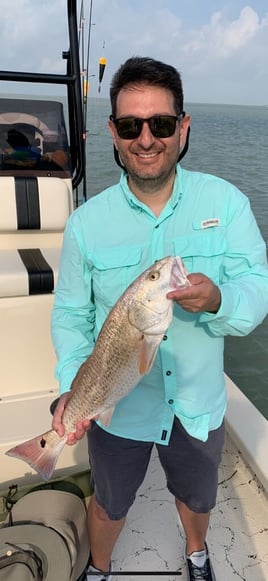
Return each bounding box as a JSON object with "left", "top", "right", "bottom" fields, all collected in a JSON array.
[{"left": 87, "top": 417, "right": 225, "bottom": 520}]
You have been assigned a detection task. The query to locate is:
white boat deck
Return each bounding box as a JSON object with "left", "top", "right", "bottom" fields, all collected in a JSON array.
[{"left": 109, "top": 432, "right": 268, "bottom": 581}]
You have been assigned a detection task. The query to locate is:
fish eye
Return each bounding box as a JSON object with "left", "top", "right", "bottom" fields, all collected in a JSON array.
[{"left": 149, "top": 271, "right": 160, "bottom": 281}]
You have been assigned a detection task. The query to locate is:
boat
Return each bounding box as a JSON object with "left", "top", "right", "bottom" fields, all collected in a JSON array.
[{"left": 0, "top": 1, "right": 267, "bottom": 579}]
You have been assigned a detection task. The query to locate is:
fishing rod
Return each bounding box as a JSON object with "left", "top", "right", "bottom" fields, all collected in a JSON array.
[
  {"left": 77, "top": 0, "right": 107, "bottom": 204},
  {"left": 76, "top": 0, "right": 90, "bottom": 204}
]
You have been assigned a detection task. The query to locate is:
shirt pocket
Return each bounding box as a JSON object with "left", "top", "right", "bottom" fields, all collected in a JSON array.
[
  {"left": 92, "top": 245, "right": 142, "bottom": 307},
  {"left": 174, "top": 226, "right": 226, "bottom": 284}
]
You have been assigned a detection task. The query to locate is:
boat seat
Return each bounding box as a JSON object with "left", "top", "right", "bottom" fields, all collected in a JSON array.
[
  {"left": 0, "top": 247, "right": 61, "bottom": 297},
  {"left": 0, "top": 176, "right": 71, "bottom": 231},
  {"left": 0, "top": 176, "right": 72, "bottom": 297}
]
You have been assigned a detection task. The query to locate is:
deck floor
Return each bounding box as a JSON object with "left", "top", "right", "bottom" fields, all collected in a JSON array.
[{"left": 109, "top": 433, "right": 268, "bottom": 581}]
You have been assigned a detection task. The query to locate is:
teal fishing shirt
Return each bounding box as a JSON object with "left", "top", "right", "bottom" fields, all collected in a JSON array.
[{"left": 51, "top": 165, "right": 268, "bottom": 443}]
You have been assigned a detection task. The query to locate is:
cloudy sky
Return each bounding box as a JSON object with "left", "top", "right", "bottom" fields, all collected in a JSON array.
[{"left": 0, "top": 0, "right": 267, "bottom": 105}]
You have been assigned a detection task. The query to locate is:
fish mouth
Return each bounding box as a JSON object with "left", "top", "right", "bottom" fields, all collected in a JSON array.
[{"left": 168, "top": 257, "right": 190, "bottom": 291}]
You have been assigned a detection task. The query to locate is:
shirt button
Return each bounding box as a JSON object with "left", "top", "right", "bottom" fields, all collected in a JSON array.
[
  {"left": 168, "top": 399, "right": 174, "bottom": 405},
  {"left": 155, "top": 224, "right": 159, "bottom": 228},
  {"left": 163, "top": 335, "right": 168, "bottom": 341},
  {"left": 166, "top": 370, "right": 172, "bottom": 376}
]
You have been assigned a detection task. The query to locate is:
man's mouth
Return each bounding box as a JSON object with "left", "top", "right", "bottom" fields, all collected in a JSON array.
[{"left": 135, "top": 152, "right": 160, "bottom": 159}]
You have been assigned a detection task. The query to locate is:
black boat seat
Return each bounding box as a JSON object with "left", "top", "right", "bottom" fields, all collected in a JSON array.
[
  {"left": 0, "top": 176, "right": 71, "bottom": 297},
  {"left": 0, "top": 247, "right": 61, "bottom": 297}
]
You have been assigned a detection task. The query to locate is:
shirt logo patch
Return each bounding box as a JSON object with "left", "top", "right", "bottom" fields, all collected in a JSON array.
[{"left": 201, "top": 218, "right": 220, "bottom": 229}]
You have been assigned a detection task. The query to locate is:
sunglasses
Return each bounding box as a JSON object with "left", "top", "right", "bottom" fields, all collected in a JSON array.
[{"left": 110, "top": 112, "right": 185, "bottom": 140}]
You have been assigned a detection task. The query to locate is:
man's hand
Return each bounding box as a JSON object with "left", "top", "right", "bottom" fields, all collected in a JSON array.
[
  {"left": 52, "top": 392, "right": 91, "bottom": 445},
  {"left": 167, "top": 273, "right": 221, "bottom": 314}
]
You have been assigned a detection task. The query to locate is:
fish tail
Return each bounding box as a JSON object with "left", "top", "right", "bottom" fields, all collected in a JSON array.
[{"left": 6, "top": 429, "right": 66, "bottom": 481}]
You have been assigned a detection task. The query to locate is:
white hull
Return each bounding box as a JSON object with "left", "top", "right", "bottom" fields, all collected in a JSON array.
[{"left": 225, "top": 374, "right": 268, "bottom": 492}]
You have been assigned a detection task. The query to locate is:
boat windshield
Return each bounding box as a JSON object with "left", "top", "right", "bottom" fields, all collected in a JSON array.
[{"left": 0, "top": 98, "right": 71, "bottom": 178}]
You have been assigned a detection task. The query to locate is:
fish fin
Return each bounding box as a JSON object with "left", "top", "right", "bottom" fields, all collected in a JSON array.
[
  {"left": 98, "top": 406, "right": 115, "bottom": 426},
  {"left": 6, "top": 429, "right": 66, "bottom": 481},
  {"left": 138, "top": 336, "right": 160, "bottom": 375}
]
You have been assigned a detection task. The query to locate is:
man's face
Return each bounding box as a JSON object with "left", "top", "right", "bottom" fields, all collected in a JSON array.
[{"left": 109, "top": 83, "right": 190, "bottom": 191}]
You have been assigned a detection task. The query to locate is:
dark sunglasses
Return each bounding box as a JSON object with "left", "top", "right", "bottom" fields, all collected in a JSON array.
[{"left": 110, "top": 112, "right": 185, "bottom": 140}]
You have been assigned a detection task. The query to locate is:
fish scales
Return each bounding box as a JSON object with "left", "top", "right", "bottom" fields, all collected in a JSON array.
[{"left": 64, "top": 303, "right": 142, "bottom": 430}]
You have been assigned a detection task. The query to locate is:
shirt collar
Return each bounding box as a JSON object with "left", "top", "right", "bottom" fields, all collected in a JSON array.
[{"left": 120, "top": 164, "right": 182, "bottom": 213}]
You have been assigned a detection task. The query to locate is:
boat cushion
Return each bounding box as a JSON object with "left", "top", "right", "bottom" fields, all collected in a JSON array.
[
  {"left": 0, "top": 176, "right": 71, "bottom": 231},
  {"left": 0, "top": 247, "right": 61, "bottom": 297}
]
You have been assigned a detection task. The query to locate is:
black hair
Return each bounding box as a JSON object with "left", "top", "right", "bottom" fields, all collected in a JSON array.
[{"left": 110, "top": 56, "right": 184, "bottom": 117}]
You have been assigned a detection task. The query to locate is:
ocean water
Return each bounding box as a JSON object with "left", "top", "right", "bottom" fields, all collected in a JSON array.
[{"left": 85, "top": 98, "right": 268, "bottom": 419}]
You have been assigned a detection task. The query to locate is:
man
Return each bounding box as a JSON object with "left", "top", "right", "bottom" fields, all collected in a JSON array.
[{"left": 51, "top": 57, "right": 268, "bottom": 581}]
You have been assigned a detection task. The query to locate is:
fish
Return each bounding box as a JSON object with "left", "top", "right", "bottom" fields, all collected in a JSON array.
[{"left": 6, "top": 255, "right": 190, "bottom": 480}]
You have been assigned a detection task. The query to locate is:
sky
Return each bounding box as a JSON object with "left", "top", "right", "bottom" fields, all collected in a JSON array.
[{"left": 0, "top": 0, "right": 267, "bottom": 106}]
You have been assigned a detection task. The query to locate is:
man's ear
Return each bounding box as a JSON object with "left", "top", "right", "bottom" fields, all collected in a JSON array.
[
  {"left": 108, "top": 119, "right": 119, "bottom": 149},
  {"left": 179, "top": 114, "right": 191, "bottom": 148}
]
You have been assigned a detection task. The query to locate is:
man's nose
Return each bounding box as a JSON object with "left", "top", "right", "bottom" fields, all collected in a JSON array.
[{"left": 137, "top": 120, "right": 155, "bottom": 147}]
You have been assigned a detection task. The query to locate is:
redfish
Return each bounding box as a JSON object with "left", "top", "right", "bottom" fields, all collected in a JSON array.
[{"left": 6, "top": 256, "right": 190, "bottom": 480}]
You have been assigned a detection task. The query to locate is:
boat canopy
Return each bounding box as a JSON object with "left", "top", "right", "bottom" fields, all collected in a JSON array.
[{"left": 0, "top": 98, "right": 72, "bottom": 178}]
